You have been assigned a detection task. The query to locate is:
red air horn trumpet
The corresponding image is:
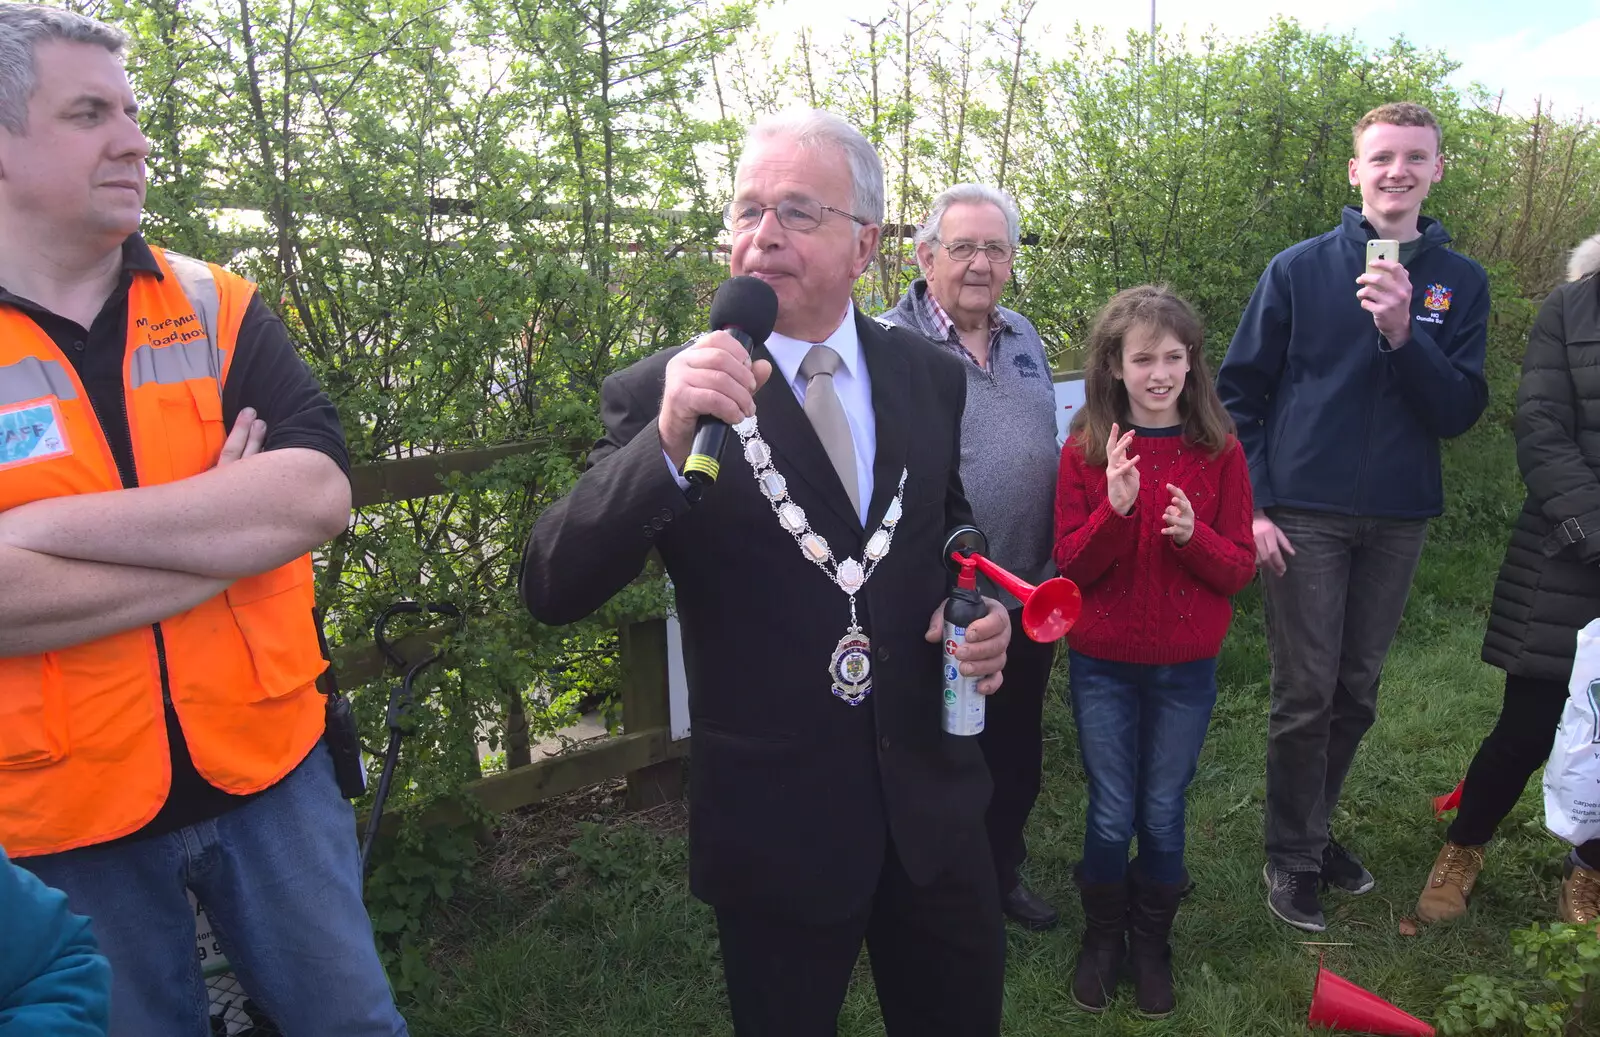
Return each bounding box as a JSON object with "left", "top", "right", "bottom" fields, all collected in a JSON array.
[{"left": 942, "top": 526, "right": 1082, "bottom": 643}]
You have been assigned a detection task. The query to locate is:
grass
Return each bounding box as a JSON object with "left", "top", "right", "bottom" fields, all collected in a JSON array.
[{"left": 402, "top": 429, "right": 1592, "bottom": 1035}]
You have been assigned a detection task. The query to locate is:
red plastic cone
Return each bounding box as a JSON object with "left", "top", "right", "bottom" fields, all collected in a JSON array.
[
  {"left": 1433, "top": 779, "right": 1464, "bottom": 819},
  {"left": 1308, "top": 967, "right": 1435, "bottom": 1036}
]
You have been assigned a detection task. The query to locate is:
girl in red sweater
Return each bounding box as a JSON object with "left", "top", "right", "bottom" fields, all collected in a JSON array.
[{"left": 1054, "top": 286, "right": 1255, "bottom": 1018}]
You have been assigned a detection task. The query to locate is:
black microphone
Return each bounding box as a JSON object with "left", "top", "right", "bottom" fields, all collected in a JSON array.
[{"left": 683, "top": 275, "right": 779, "bottom": 501}]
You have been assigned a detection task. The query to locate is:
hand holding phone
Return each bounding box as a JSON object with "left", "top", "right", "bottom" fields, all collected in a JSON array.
[{"left": 1358, "top": 238, "right": 1411, "bottom": 346}]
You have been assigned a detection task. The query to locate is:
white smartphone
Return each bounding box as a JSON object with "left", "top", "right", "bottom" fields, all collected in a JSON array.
[{"left": 1366, "top": 238, "right": 1399, "bottom": 269}]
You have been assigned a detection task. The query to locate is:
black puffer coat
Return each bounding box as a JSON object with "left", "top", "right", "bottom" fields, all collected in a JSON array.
[{"left": 1483, "top": 272, "right": 1600, "bottom": 680}]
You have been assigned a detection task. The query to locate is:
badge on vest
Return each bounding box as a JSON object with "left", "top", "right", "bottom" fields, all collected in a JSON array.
[{"left": 0, "top": 397, "right": 72, "bottom": 470}]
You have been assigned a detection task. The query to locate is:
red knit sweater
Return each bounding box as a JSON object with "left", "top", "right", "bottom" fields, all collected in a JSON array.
[{"left": 1053, "top": 427, "right": 1257, "bottom": 664}]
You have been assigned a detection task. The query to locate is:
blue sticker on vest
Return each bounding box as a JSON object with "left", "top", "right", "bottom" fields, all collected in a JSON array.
[{"left": 0, "top": 398, "right": 72, "bottom": 470}]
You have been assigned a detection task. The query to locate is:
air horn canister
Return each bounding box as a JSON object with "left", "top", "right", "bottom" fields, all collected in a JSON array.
[{"left": 939, "top": 526, "right": 1082, "bottom": 736}]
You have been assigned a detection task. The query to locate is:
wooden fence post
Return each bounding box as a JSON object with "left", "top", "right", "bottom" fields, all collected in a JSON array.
[{"left": 618, "top": 618, "right": 684, "bottom": 810}]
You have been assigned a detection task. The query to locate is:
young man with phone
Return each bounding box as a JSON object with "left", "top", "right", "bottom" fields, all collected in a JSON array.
[{"left": 1217, "top": 102, "right": 1489, "bottom": 932}]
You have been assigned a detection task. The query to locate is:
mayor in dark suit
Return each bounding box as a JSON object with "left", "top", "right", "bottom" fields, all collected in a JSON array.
[{"left": 519, "top": 109, "right": 1012, "bottom": 1035}]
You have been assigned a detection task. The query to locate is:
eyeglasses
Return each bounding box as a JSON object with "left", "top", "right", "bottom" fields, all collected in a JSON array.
[
  {"left": 723, "top": 198, "right": 870, "bottom": 233},
  {"left": 937, "top": 239, "right": 1016, "bottom": 263}
]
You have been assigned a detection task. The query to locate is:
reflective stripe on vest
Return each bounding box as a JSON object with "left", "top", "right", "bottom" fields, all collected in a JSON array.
[
  {"left": 0, "top": 356, "right": 78, "bottom": 405},
  {"left": 130, "top": 251, "right": 224, "bottom": 392},
  {"left": 129, "top": 337, "right": 224, "bottom": 390},
  {"left": 0, "top": 247, "right": 328, "bottom": 857},
  {"left": 164, "top": 250, "right": 220, "bottom": 349}
]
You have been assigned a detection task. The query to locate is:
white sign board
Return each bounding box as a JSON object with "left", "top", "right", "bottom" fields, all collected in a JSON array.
[
  {"left": 190, "top": 890, "right": 275, "bottom": 1034},
  {"left": 1052, "top": 369, "right": 1086, "bottom": 449},
  {"left": 666, "top": 607, "right": 690, "bottom": 741}
]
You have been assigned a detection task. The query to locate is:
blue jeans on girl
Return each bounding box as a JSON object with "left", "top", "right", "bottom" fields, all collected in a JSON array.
[{"left": 1068, "top": 651, "right": 1218, "bottom": 884}]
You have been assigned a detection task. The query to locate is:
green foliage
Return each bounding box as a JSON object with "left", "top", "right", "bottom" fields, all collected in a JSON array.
[
  {"left": 87, "top": 0, "right": 1600, "bottom": 1009},
  {"left": 724, "top": 12, "right": 1600, "bottom": 365},
  {"left": 363, "top": 815, "right": 481, "bottom": 998},
  {"left": 569, "top": 821, "right": 691, "bottom": 897},
  {"left": 402, "top": 516, "right": 1552, "bottom": 1035},
  {"left": 1438, "top": 923, "right": 1600, "bottom": 1035},
  {"left": 106, "top": 0, "right": 741, "bottom": 815},
  {"left": 99, "top": 0, "right": 1600, "bottom": 818}
]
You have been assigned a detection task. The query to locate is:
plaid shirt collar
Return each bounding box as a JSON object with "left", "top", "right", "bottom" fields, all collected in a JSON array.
[{"left": 920, "top": 286, "right": 1011, "bottom": 371}]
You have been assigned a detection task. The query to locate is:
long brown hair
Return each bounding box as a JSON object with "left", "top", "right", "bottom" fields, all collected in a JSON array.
[{"left": 1070, "top": 285, "right": 1236, "bottom": 466}]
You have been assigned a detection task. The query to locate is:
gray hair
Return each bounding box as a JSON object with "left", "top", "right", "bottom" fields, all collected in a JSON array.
[
  {"left": 0, "top": 5, "right": 127, "bottom": 135},
  {"left": 914, "top": 183, "right": 1022, "bottom": 250},
  {"left": 743, "top": 109, "right": 885, "bottom": 225},
  {"left": 1569, "top": 233, "right": 1600, "bottom": 283}
]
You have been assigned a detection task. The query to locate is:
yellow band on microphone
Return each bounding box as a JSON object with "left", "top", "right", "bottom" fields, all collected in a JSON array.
[{"left": 683, "top": 455, "right": 719, "bottom": 480}]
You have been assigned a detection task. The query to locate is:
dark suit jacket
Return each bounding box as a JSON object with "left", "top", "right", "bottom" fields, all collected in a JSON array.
[{"left": 519, "top": 308, "right": 993, "bottom": 923}]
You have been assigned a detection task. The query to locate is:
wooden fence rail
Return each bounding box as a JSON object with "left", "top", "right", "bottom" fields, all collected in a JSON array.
[{"left": 340, "top": 444, "right": 685, "bottom": 836}]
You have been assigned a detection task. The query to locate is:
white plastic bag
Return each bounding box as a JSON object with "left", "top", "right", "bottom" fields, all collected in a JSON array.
[{"left": 1544, "top": 618, "right": 1600, "bottom": 844}]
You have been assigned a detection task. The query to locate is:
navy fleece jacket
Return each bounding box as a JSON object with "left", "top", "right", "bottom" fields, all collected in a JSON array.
[{"left": 1216, "top": 205, "right": 1489, "bottom": 518}]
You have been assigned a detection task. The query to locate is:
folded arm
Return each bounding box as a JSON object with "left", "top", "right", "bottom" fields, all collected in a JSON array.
[
  {"left": 0, "top": 546, "right": 228, "bottom": 656},
  {"left": 0, "top": 447, "right": 350, "bottom": 580}
]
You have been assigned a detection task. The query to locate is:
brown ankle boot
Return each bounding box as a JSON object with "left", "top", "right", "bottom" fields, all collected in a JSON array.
[
  {"left": 1415, "top": 842, "right": 1485, "bottom": 923},
  {"left": 1071, "top": 869, "right": 1128, "bottom": 1013},
  {"left": 1127, "top": 867, "right": 1185, "bottom": 1018},
  {"left": 1559, "top": 858, "right": 1600, "bottom": 925}
]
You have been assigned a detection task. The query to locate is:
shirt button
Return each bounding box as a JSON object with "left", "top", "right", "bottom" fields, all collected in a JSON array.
[
  {"left": 879, "top": 736, "right": 891, "bottom": 751},
  {"left": 650, "top": 516, "right": 665, "bottom": 530},
  {"left": 876, "top": 646, "right": 890, "bottom": 662},
  {"left": 71, "top": 339, "right": 85, "bottom": 351}
]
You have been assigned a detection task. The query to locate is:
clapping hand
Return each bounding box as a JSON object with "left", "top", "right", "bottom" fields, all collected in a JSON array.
[
  {"left": 1161, "top": 484, "right": 1194, "bottom": 546},
  {"left": 1106, "top": 423, "right": 1140, "bottom": 516}
]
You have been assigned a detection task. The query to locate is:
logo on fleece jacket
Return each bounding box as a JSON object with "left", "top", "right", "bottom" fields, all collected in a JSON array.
[{"left": 1418, "top": 283, "right": 1453, "bottom": 325}]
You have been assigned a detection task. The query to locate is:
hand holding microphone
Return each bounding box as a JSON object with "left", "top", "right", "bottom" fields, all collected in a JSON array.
[{"left": 658, "top": 277, "right": 779, "bottom": 498}]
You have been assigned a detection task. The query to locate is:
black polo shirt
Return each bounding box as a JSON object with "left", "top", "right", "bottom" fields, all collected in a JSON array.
[{"left": 0, "top": 234, "right": 350, "bottom": 846}]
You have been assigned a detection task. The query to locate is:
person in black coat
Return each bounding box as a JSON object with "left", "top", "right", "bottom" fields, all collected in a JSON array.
[
  {"left": 1416, "top": 232, "right": 1600, "bottom": 926},
  {"left": 518, "top": 109, "right": 1013, "bottom": 1036}
]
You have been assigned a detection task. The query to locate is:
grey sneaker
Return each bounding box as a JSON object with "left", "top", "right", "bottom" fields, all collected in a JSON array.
[
  {"left": 1264, "top": 862, "right": 1326, "bottom": 932},
  {"left": 1321, "top": 840, "right": 1376, "bottom": 895}
]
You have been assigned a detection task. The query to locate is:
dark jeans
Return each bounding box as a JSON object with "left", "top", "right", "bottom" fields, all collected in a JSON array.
[
  {"left": 1451, "top": 672, "right": 1600, "bottom": 864},
  {"left": 713, "top": 830, "right": 1003, "bottom": 1037},
  {"left": 1067, "top": 650, "right": 1219, "bottom": 885},
  {"left": 975, "top": 607, "right": 1058, "bottom": 894},
  {"left": 1262, "top": 508, "right": 1429, "bottom": 872}
]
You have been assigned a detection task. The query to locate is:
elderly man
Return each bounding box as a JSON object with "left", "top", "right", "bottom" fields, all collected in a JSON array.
[
  {"left": 521, "top": 112, "right": 1012, "bottom": 1034},
  {"left": 0, "top": 7, "right": 401, "bottom": 1035},
  {"left": 880, "top": 184, "right": 1061, "bottom": 930}
]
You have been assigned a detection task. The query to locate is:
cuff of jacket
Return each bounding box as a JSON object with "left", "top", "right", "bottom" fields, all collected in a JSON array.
[{"left": 1544, "top": 516, "right": 1591, "bottom": 558}]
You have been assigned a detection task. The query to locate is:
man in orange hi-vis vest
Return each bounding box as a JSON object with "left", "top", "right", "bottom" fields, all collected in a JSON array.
[{"left": 0, "top": 7, "right": 405, "bottom": 1035}]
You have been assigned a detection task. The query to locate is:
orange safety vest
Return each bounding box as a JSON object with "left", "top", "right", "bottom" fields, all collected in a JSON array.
[{"left": 0, "top": 247, "right": 328, "bottom": 857}]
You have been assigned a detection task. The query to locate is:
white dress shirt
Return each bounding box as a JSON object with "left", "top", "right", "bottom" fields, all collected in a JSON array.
[{"left": 667, "top": 304, "right": 877, "bottom": 526}]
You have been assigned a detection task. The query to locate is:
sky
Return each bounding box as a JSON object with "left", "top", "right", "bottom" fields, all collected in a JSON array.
[{"left": 760, "top": 0, "right": 1596, "bottom": 119}]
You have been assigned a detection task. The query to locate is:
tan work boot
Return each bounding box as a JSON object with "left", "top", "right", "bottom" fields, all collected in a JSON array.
[
  {"left": 1559, "top": 859, "right": 1600, "bottom": 925},
  {"left": 1416, "top": 842, "right": 1486, "bottom": 923}
]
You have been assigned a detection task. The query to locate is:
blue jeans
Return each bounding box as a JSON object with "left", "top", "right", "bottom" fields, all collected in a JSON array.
[
  {"left": 18, "top": 743, "right": 407, "bottom": 1037},
  {"left": 1068, "top": 651, "right": 1218, "bottom": 885}
]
